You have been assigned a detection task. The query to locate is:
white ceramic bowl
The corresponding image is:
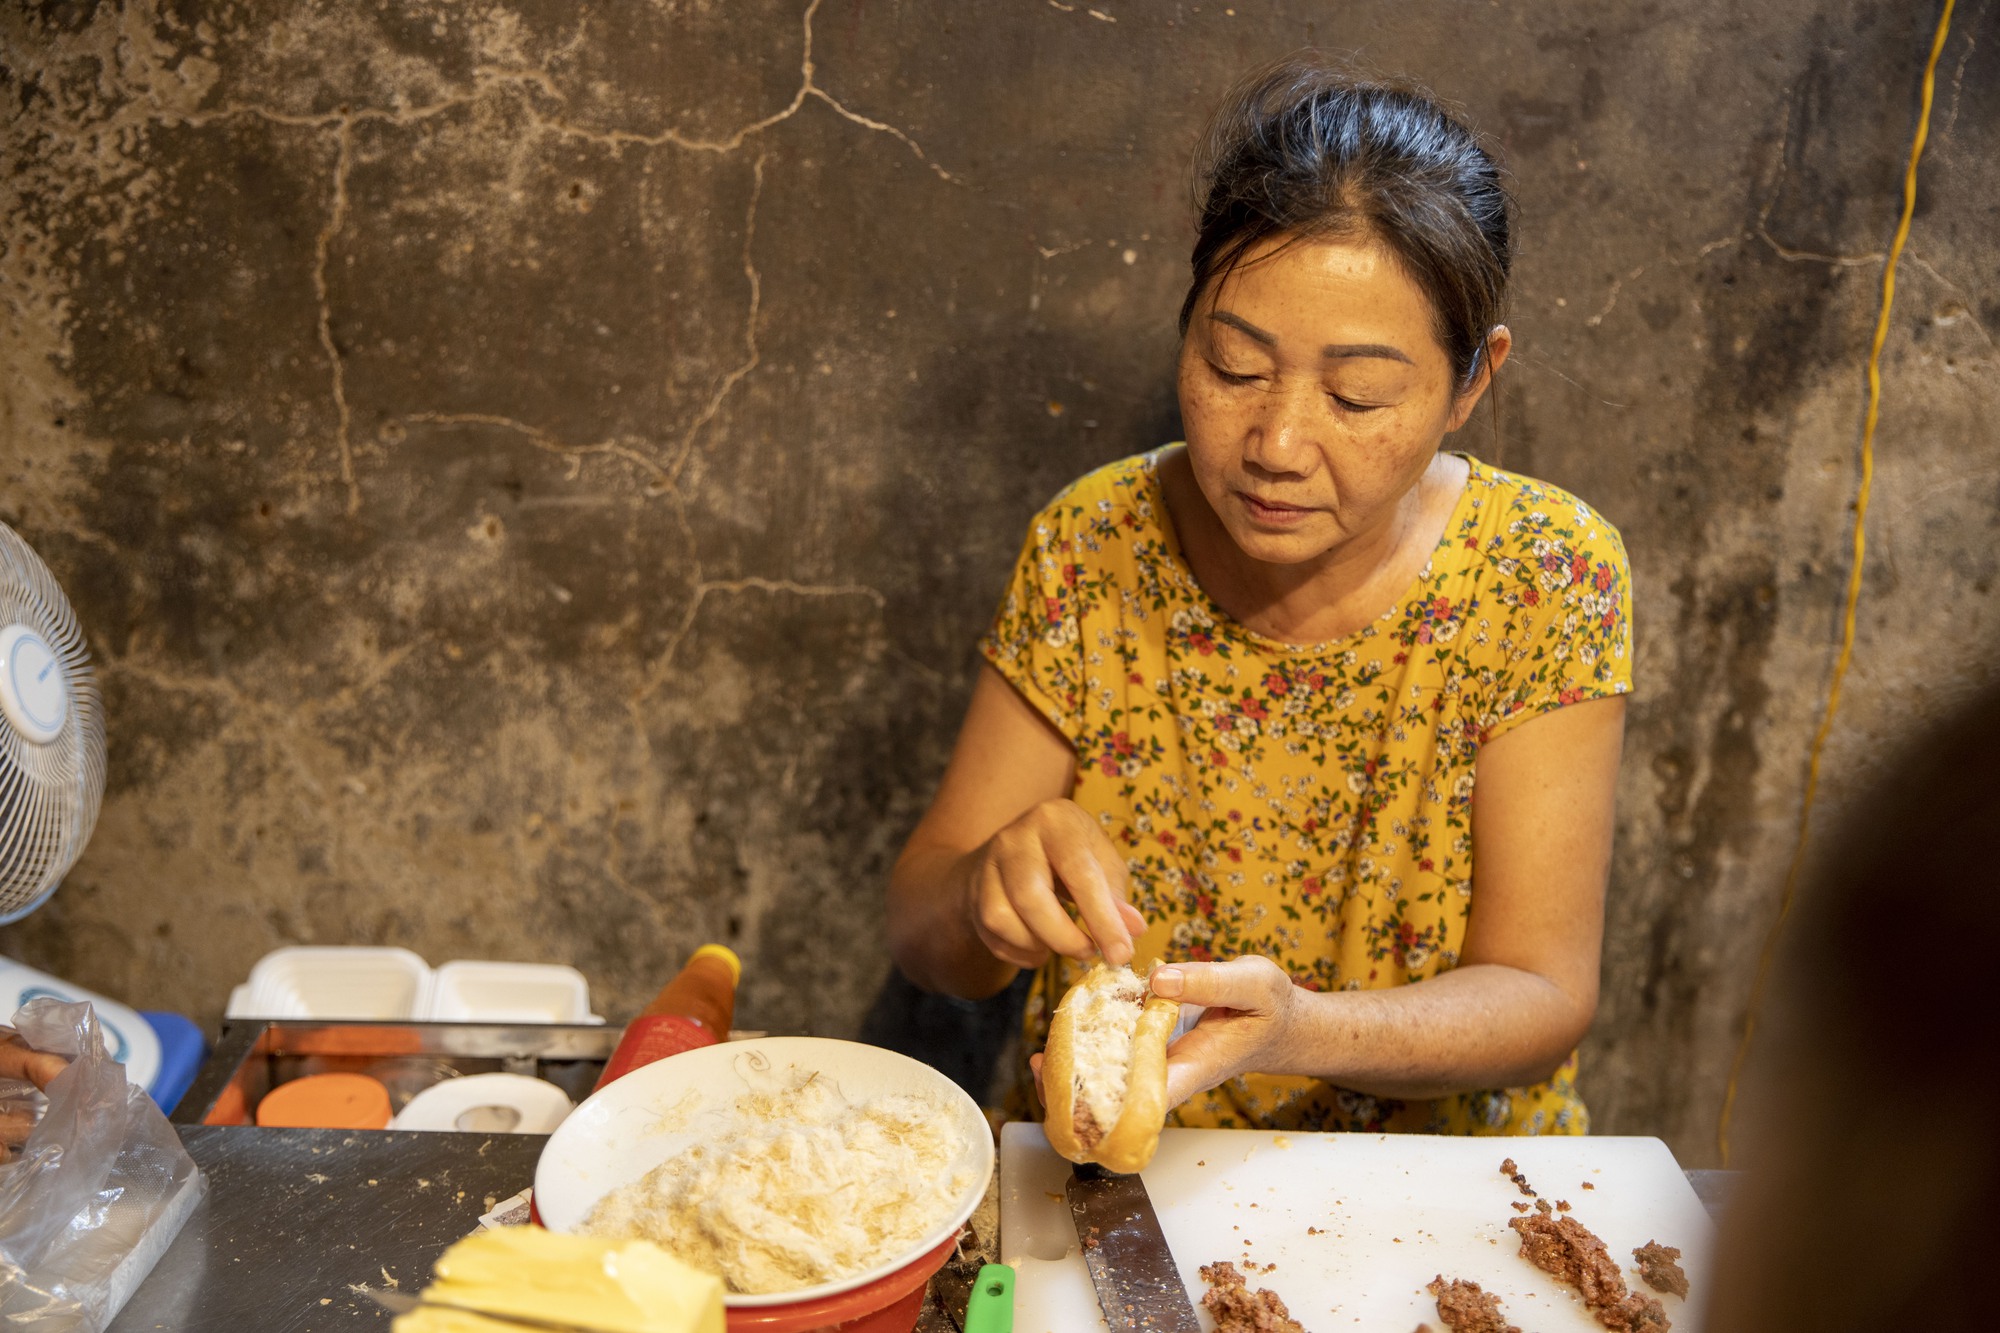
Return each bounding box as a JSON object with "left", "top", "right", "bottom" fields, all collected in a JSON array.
[{"left": 534, "top": 1036, "right": 994, "bottom": 1308}]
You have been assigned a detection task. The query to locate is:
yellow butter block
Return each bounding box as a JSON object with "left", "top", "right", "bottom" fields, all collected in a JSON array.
[
  {"left": 391, "top": 1227, "right": 725, "bottom": 1333},
  {"left": 390, "top": 1308, "right": 526, "bottom": 1333}
]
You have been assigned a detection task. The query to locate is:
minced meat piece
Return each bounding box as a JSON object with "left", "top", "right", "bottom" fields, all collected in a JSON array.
[
  {"left": 1596, "top": 1291, "right": 1672, "bottom": 1331},
  {"left": 1198, "top": 1261, "right": 1306, "bottom": 1333},
  {"left": 1632, "top": 1241, "right": 1688, "bottom": 1298},
  {"left": 1427, "top": 1275, "right": 1520, "bottom": 1333},
  {"left": 1510, "top": 1213, "right": 1671, "bottom": 1330}
]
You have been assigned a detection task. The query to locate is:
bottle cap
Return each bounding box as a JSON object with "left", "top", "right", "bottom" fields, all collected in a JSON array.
[{"left": 689, "top": 943, "right": 741, "bottom": 985}]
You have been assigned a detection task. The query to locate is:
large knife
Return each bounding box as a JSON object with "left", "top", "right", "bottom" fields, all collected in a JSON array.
[{"left": 1065, "top": 1162, "right": 1202, "bottom": 1332}]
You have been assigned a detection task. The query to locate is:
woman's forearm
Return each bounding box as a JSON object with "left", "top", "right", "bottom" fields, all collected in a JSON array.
[
  {"left": 887, "top": 839, "right": 1018, "bottom": 1000},
  {"left": 1276, "top": 963, "right": 1594, "bottom": 1099}
]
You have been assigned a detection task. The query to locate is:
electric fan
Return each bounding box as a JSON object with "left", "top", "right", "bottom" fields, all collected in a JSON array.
[
  {"left": 0, "top": 520, "right": 105, "bottom": 916},
  {"left": 0, "top": 520, "right": 166, "bottom": 1093}
]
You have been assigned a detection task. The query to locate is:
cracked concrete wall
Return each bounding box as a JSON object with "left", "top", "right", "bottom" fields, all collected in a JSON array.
[{"left": 1, "top": 0, "right": 1992, "bottom": 1162}]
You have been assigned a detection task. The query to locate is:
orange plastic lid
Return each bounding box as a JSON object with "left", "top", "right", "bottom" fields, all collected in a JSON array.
[{"left": 255, "top": 1072, "right": 393, "bottom": 1129}]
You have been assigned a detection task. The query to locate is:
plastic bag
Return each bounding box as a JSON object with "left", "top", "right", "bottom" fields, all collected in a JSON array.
[{"left": 0, "top": 998, "right": 205, "bottom": 1331}]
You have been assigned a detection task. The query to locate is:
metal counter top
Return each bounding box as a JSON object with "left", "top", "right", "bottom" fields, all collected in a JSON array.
[
  {"left": 106, "top": 1125, "right": 969, "bottom": 1331},
  {"left": 107, "top": 1126, "right": 548, "bottom": 1332}
]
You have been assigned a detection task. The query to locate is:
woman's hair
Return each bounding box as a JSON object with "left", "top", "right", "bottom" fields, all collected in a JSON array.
[{"left": 1182, "top": 56, "right": 1514, "bottom": 391}]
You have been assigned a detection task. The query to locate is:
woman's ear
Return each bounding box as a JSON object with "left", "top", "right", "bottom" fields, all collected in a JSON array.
[{"left": 1447, "top": 325, "right": 1512, "bottom": 432}]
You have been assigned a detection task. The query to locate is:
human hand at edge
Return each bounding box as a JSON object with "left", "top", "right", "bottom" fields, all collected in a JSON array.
[{"left": 0, "top": 1029, "right": 70, "bottom": 1160}]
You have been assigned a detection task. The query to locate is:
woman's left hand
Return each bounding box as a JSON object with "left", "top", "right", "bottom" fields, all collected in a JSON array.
[{"left": 1152, "top": 955, "right": 1300, "bottom": 1108}]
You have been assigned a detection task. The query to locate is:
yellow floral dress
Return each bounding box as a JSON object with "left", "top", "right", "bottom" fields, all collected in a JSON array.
[{"left": 981, "top": 448, "right": 1633, "bottom": 1135}]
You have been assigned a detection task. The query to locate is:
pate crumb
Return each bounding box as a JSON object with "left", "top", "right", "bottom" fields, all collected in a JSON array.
[
  {"left": 1199, "top": 1260, "right": 1307, "bottom": 1333},
  {"left": 1498, "top": 1157, "right": 1538, "bottom": 1198},
  {"left": 1427, "top": 1275, "right": 1520, "bottom": 1333},
  {"left": 1633, "top": 1241, "right": 1689, "bottom": 1299}
]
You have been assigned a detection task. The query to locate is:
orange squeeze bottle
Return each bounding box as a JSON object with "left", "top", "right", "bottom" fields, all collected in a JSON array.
[{"left": 594, "top": 944, "right": 741, "bottom": 1089}]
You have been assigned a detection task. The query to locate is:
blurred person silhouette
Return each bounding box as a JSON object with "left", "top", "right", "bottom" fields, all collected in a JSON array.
[{"left": 1706, "top": 683, "right": 2000, "bottom": 1331}]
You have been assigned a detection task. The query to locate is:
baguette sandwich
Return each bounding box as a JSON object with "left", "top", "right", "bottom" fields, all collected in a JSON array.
[{"left": 1042, "top": 963, "right": 1180, "bottom": 1174}]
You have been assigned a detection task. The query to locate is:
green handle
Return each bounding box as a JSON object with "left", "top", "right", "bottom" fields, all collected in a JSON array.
[{"left": 963, "top": 1262, "right": 1015, "bottom": 1333}]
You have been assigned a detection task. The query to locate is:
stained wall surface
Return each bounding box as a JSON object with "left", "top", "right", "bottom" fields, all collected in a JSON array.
[{"left": 2, "top": 0, "right": 1993, "bottom": 1163}]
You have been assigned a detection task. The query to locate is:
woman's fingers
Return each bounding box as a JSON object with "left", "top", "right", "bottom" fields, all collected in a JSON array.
[
  {"left": 1042, "top": 815, "right": 1134, "bottom": 966},
  {"left": 969, "top": 865, "right": 1054, "bottom": 971},
  {"left": 993, "top": 838, "right": 1098, "bottom": 960},
  {"left": 972, "top": 799, "right": 1148, "bottom": 970},
  {"left": 1150, "top": 956, "right": 1290, "bottom": 1012},
  {"left": 1162, "top": 1025, "right": 1231, "bottom": 1108}
]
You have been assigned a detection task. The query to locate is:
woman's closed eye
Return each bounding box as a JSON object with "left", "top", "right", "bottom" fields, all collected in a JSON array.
[
  {"left": 1208, "top": 358, "right": 1394, "bottom": 413},
  {"left": 1206, "top": 360, "right": 1267, "bottom": 387}
]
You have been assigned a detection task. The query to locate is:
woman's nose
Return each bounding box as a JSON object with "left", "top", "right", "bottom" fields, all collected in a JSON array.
[{"left": 1242, "top": 383, "right": 1318, "bottom": 477}]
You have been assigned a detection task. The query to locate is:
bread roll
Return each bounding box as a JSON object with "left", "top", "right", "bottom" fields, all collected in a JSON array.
[{"left": 1042, "top": 963, "right": 1179, "bottom": 1174}]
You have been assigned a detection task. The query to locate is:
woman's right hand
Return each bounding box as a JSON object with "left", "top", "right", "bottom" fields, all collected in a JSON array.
[{"left": 965, "top": 797, "right": 1148, "bottom": 971}]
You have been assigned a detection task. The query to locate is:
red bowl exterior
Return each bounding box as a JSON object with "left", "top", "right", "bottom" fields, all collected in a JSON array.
[{"left": 723, "top": 1235, "right": 958, "bottom": 1333}]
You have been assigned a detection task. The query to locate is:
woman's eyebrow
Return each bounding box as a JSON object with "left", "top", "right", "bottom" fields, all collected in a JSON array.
[
  {"left": 1207, "top": 311, "right": 1411, "bottom": 364},
  {"left": 1322, "top": 342, "right": 1413, "bottom": 364},
  {"left": 1208, "top": 310, "right": 1277, "bottom": 345}
]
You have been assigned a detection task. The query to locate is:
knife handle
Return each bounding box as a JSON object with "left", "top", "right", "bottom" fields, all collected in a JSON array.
[{"left": 964, "top": 1263, "right": 1015, "bottom": 1333}]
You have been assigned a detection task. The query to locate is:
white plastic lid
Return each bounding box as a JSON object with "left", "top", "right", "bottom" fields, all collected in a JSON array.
[{"left": 0, "top": 958, "right": 161, "bottom": 1094}]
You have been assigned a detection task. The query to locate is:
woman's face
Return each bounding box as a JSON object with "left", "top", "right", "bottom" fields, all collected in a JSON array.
[{"left": 1176, "top": 233, "right": 1490, "bottom": 567}]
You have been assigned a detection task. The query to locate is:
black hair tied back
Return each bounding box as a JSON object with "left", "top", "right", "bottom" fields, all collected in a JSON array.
[{"left": 1182, "top": 56, "right": 1514, "bottom": 391}]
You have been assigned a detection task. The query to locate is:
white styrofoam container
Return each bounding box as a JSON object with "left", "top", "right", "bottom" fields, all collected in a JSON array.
[
  {"left": 225, "top": 947, "right": 603, "bottom": 1024},
  {"left": 0, "top": 958, "right": 163, "bottom": 1094},
  {"left": 239, "top": 946, "right": 432, "bottom": 1020},
  {"left": 428, "top": 960, "right": 600, "bottom": 1024}
]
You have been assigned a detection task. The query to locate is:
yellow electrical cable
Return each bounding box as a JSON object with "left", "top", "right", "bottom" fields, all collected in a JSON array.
[{"left": 1716, "top": 0, "right": 1956, "bottom": 1167}]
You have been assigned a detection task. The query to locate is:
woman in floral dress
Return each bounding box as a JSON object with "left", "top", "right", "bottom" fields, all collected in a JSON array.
[{"left": 888, "top": 60, "right": 1631, "bottom": 1135}]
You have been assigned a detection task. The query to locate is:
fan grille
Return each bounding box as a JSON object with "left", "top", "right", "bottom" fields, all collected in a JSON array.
[{"left": 0, "top": 524, "right": 105, "bottom": 922}]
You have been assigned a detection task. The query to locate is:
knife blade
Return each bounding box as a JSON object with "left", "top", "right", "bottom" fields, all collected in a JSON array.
[{"left": 1065, "top": 1163, "right": 1202, "bottom": 1332}]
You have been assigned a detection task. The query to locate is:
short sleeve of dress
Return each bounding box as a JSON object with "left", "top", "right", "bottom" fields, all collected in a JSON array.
[
  {"left": 978, "top": 500, "right": 1089, "bottom": 746},
  {"left": 1477, "top": 489, "right": 1635, "bottom": 744}
]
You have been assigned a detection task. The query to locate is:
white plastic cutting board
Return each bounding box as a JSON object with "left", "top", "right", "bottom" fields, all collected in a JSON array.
[{"left": 1000, "top": 1124, "right": 1714, "bottom": 1332}]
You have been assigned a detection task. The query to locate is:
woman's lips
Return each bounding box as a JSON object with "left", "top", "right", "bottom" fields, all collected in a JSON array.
[{"left": 1238, "top": 492, "right": 1315, "bottom": 526}]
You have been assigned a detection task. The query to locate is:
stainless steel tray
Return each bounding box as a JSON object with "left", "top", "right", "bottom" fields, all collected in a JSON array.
[{"left": 176, "top": 1019, "right": 624, "bottom": 1126}]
